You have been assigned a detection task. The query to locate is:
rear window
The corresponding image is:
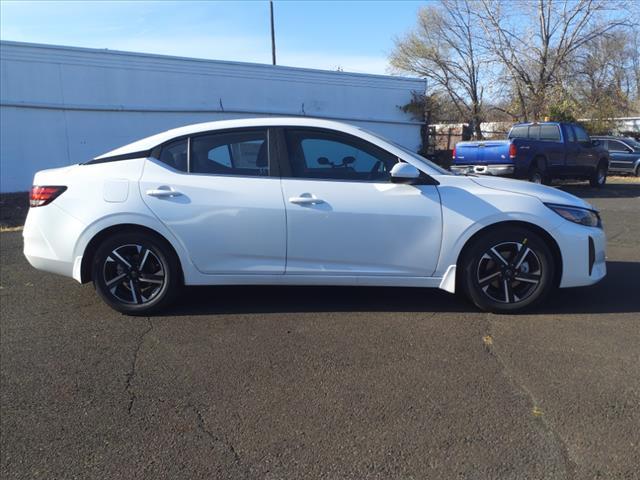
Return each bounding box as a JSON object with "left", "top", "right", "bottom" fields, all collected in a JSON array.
[
  {"left": 539, "top": 125, "right": 561, "bottom": 142},
  {"left": 528, "top": 125, "right": 541, "bottom": 140},
  {"left": 509, "top": 125, "right": 529, "bottom": 139}
]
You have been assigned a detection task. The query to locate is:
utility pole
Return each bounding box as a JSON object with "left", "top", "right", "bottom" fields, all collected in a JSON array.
[{"left": 270, "top": 1, "right": 276, "bottom": 65}]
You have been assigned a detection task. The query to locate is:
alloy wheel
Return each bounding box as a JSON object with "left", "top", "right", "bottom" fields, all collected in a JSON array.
[
  {"left": 476, "top": 241, "right": 542, "bottom": 304},
  {"left": 102, "top": 244, "right": 165, "bottom": 305}
]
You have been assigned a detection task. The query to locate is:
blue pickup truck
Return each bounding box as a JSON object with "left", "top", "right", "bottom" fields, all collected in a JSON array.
[{"left": 450, "top": 122, "right": 610, "bottom": 187}]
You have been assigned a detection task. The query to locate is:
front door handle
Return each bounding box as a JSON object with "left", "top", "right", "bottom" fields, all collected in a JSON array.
[
  {"left": 289, "top": 193, "right": 324, "bottom": 205},
  {"left": 146, "top": 186, "right": 183, "bottom": 198}
]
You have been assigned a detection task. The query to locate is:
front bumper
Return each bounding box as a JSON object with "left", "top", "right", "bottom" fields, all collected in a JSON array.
[
  {"left": 554, "top": 221, "right": 606, "bottom": 288},
  {"left": 451, "top": 164, "right": 515, "bottom": 176}
]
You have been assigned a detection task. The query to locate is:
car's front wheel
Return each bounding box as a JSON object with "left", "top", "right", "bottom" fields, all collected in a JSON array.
[
  {"left": 461, "top": 226, "right": 555, "bottom": 313},
  {"left": 92, "top": 231, "right": 180, "bottom": 315}
]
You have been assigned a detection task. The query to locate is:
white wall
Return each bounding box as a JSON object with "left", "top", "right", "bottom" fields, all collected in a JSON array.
[{"left": 0, "top": 41, "right": 425, "bottom": 192}]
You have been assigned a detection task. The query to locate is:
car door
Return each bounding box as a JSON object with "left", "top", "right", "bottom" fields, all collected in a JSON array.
[
  {"left": 563, "top": 124, "right": 581, "bottom": 174},
  {"left": 572, "top": 124, "right": 597, "bottom": 174},
  {"left": 538, "top": 124, "right": 565, "bottom": 174},
  {"left": 139, "top": 128, "right": 286, "bottom": 275},
  {"left": 278, "top": 127, "right": 442, "bottom": 277},
  {"left": 607, "top": 139, "right": 635, "bottom": 172}
]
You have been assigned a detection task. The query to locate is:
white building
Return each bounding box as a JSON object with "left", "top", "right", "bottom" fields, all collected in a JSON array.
[{"left": 0, "top": 41, "right": 425, "bottom": 192}]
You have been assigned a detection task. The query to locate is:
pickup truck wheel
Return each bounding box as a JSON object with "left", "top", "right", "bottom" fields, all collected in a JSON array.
[
  {"left": 528, "top": 166, "right": 548, "bottom": 185},
  {"left": 589, "top": 162, "right": 607, "bottom": 188},
  {"left": 461, "top": 226, "right": 555, "bottom": 313}
]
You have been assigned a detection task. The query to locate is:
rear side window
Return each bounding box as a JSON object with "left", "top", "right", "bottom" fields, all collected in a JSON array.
[
  {"left": 158, "top": 139, "right": 188, "bottom": 172},
  {"left": 509, "top": 125, "right": 528, "bottom": 139},
  {"left": 565, "top": 126, "right": 577, "bottom": 143},
  {"left": 539, "top": 125, "right": 561, "bottom": 142},
  {"left": 285, "top": 128, "right": 397, "bottom": 181},
  {"left": 191, "top": 130, "right": 268, "bottom": 176},
  {"left": 608, "top": 140, "right": 629, "bottom": 152}
]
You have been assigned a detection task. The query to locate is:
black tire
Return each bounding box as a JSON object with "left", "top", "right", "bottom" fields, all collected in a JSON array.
[
  {"left": 92, "top": 231, "right": 180, "bottom": 315},
  {"left": 589, "top": 161, "right": 607, "bottom": 187},
  {"left": 528, "top": 161, "right": 550, "bottom": 185},
  {"left": 460, "top": 226, "right": 556, "bottom": 313},
  {"left": 635, "top": 165, "right": 639, "bottom": 177}
]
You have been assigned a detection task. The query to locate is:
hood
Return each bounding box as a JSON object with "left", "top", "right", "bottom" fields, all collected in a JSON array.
[{"left": 470, "top": 176, "right": 595, "bottom": 210}]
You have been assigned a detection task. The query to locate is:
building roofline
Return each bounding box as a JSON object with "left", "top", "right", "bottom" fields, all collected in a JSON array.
[{"left": 0, "top": 39, "right": 425, "bottom": 85}]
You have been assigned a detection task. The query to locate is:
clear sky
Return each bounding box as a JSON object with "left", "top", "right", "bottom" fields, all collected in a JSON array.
[{"left": 0, "top": 0, "right": 425, "bottom": 74}]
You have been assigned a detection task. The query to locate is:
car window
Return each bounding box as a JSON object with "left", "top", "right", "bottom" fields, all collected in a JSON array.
[
  {"left": 508, "top": 125, "right": 528, "bottom": 139},
  {"left": 285, "top": 129, "right": 398, "bottom": 181},
  {"left": 539, "top": 125, "right": 561, "bottom": 142},
  {"left": 608, "top": 140, "right": 630, "bottom": 153},
  {"left": 528, "top": 125, "right": 541, "bottom": 140},
  {"left": 158, "top": 139, "right": 188, "bottom": 172},
  {"left": 565, "top": 125, "right": 576, "bottom": 143},
  {"left": 572, "top": 125, "right": 591, "bottom": 143},
  {"left": 190, "top": 130, "right": 268, "bottom": 176}
]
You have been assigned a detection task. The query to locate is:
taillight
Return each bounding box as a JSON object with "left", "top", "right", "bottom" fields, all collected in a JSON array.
[
  {"left": 29, "top": 186, "right": 67, "bottom": 207},
  {"left": 509, "top": 143, "right": 517, "bottom": 159},
  {"left": 452, "top": 146, "right": 456, "bottom": 159}
]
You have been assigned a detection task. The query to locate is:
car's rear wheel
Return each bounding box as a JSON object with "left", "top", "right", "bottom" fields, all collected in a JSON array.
[
  {"left": 528, "top": 160, "right": 550, "bottom": 185},
  {"left": 461, "top": 226, "right": 555, "bottom": 313},
  {"left": 92, "top": 231, "right": 180, "bottom": 315},
  {"left": 589, "top": 161, "right": 607, "bottom": 187}
]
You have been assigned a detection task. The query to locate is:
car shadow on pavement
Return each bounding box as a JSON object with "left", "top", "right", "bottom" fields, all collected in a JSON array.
[
  {"left": 166, "top": 284, "right": 473, "bottom": 316},
  {"left": 538, "top": 261, "right": 640, "bottom": 315},
  {"left": 559, "top": 183, "right": 640, "bottom": 199},
  {"left": 163, "top": 261, "right": 640, "bottom": 317}
]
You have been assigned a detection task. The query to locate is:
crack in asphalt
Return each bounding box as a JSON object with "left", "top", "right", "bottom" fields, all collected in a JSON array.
[
  {"left": 483, "top": 314, "right": 578, "bottom": 480},
  {"left": 187, "top": 404, "right": 247, "bottom": 473},
  {"left": 124, "top": 317, "right": 153, "bottom": 415}
]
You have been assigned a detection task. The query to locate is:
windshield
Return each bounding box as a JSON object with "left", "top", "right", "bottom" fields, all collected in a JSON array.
[{"left": 358, "top": 128, "right": 453, "bottom": 175}]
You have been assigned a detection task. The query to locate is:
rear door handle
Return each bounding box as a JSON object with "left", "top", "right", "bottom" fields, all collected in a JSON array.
[
  {"left": 146, "top": 186, "right": 183, "bottom": 198},
  {"left": 289, "top": 193, "right": 324, "bottom": 205}
]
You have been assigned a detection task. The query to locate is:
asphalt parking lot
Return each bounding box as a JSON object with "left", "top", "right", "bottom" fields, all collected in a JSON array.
[{"left": 1, "top": 182, "right": 639, "bottom": 479}]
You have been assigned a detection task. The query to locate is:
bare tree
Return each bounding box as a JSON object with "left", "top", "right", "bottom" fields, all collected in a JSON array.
[
  {"left": 390, "top": 0, "right": 488, "bottom": 138},
  {"left": 476, "top": 0, "right": 631, "bottom": 121}
]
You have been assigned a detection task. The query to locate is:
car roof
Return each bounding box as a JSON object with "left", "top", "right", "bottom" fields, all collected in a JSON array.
[
  {"left": 95, "top": 117, "right": 370, "bottom": 160},
  {"left": 511, "top": 122, "right": 562, "bottom": 126}
]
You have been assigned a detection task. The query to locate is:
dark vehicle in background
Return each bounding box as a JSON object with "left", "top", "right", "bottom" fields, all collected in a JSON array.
[
  {"left": 451, "top": 122, "right": 609, "bottom": 187},
  {"left": 591, "top": 136, "right": 640, "bottom": 176}
]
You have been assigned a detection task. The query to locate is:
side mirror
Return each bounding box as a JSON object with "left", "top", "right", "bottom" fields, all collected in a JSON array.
[
  {"left": 591, "top": 139, "right": 601, "bottom": 147},
  {"left": 341, "top": 156, "right": 356, "bottom": 166},
  {"left": 317, "top": 157, "right": 331, "bottom": 165},
  {"left": 390, "top": 162, "right": 421, "bottom": 183}
]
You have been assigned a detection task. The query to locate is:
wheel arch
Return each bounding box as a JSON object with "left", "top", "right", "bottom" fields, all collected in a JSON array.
[
  {"left": 79, "top": 223, "right": 184, "bottom": 284},
  {"left": 455, "top": 220, "right": 563, "bottom": 290},
  {"left": 530, "top": 154, "right": 548, "bottom": 171}
]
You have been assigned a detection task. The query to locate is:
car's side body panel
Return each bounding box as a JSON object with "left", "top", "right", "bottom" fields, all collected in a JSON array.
[
  {"left": 281, "top": 179, "right": 442, "bottom": 276},
  {"left": 139, "top": 159, "right": 287, "bottom": 275},
  {"left": 592, "top": 137, "right": 640, "bottom": 174}
]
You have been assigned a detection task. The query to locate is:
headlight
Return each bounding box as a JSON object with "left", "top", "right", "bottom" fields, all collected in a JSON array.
[{"left": 545, "top": 203, "right": 602, "bottom": 228}]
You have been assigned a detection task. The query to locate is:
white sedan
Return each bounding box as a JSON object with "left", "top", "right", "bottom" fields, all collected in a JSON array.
[{"left": 23, "top": 117, "right": 606, "bottom": 314}]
